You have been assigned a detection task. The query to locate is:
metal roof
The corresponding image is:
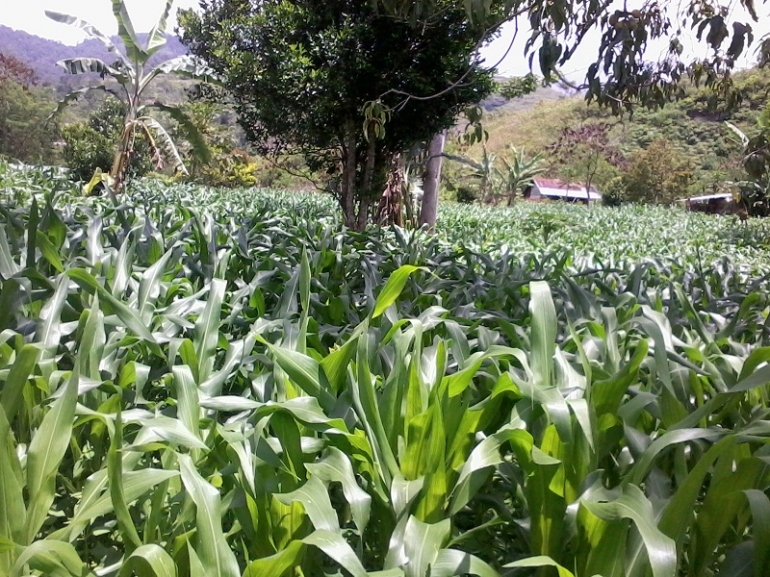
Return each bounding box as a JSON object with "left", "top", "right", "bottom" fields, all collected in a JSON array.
[
  {"left": 677, "top": 193, "right": 734, "bottom": 203},
  {"left": 532, "top": 178, "right": 602, "bottom": 200}
]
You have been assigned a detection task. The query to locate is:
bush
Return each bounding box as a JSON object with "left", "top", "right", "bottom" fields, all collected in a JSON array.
[
  {"left": 456, "top": 185, "right": 477, "bottom": 204},
  {"left": 620, "top": 137, "right": 695, "bottom": 204},
  {"left": 61, "top": 97, "right": 152, "bottom": 185},
  {"left": 61, "top": 123, "right": 115, "bottom": 183}
]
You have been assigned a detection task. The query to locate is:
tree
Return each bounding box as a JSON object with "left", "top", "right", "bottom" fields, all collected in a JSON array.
[
  {"left": 46, "top": 0, "right": 213, "bottom": 193},
  {"left": 0, "top": 53, "right": 36, "bottom": 87},
  {"left": 548, "top": 123, "right": 624, "bottom": 204},
  {"left": 376, "top": 0, "right": 768, "bottom": 115},
  {"left": 498, "top": 73, "right": 539, "bottom": 101},
  {"left": 726, "top": 104, "right": 770, "bottom": 214},
  {"left": 178, "top": 0, "right": 505, "bottom": 230},
  {"left": 419, "top": 131, "right": 446, "bottom": 230},
  {"left": 0, "top": 53, "right": 59, "bottom": 165},
  {"left": 61, "top": 96, "right": 153, "bottom": 184},
  {"left": 621, "top": 137, "right": 696, "bottom": 205}
]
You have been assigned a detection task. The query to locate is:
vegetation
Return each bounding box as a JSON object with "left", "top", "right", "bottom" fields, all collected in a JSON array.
[
  {"left": 379, "top": 0, "right": 769, "bottom": 113},
  {"left": 61, "top": 97, "right": 153, "bottom": 184},
  {"left": 46, "top": 0, "right": 213, "bottom": 192},
  {"left": 461, "top": 67, "right": 770, "bottom": 204},
  {"left": 178, "top": 0, "right": 505, "bottom": 230},
  {"left": 0, "top": 53, "right": 60, "bottom": 165},
  {"left": 2, "top": 162, "right": 770, "bottom": 576}
]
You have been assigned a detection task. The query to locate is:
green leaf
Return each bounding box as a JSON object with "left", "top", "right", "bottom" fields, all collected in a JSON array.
[
  {"left": 242, "top": 540, "right": 305, "bottom": 577},
  {"left": 11, "top": 540, "right": 92, "bottom": 577},
  {"left": 119, "top": 544, "right": 178, "bottom": 577},
  {"left": 24, "top": 366, "right": 79, "bottom": 544},
  {"left": 66, "top": 268, "right": 162, "bottom": 355},
  {"left": 173, "top": 365, "right": 201, "bottom": 440},
  {"left": 432, "top": 549, "right": 499, "bottom": 577},
  {"left": 529, "top": 281, "right": 556, "bottom": 388},
  {"left": 178, "top": 454, "right": 240, "bottom": 577},
  {"left": 195, "top": 279, "right": 226, "bottom": 383},
  {"left": 302, "top": 530, "right": 368, "bottom": 577},
  {"left": 582, "top": 485, "right": 677, "bottom": 577},
  {"left": 372, "top": 265, "right": 423, "bottom": 318},
  {"left": 110, "top": 0, "right": 147, "bottom": 65},
  {"left": 305, "top": 447, "right": 371, "bottom": 534},
  {"left": 275, "top": 476, "right": 339, "bottom": 532},
  {"left": 145, "top": 0, "right": 173, "bottom": 57},
  {"left": 153, "top": 102, "right": 212, "bottom": 164},
  {"left": 743, "top": 489, "right": 770, "bottom": 575},
  {"left": 1, "top": 344, "right": 40, "bottom": 424},
  {"left": 108, "top": 409, "right": 142, "bottom": 552},
  {"left": 504, "top": 556, "right": 576, "bottom": 577},
  {"left": 265, "top": 344, "right": 336, "bottom": 411},
  {"left": 0, "top": 409, "right": 24, "bottom": 573}
]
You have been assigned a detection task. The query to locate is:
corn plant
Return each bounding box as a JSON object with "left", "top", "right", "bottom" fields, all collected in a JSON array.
[{"left": 1, "top": 167, "right": 770, "bottom": 576}]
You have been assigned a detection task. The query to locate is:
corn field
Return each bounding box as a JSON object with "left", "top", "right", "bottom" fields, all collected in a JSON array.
[{"left": 2, "top": 164, "right": 770, "bottom": 577}]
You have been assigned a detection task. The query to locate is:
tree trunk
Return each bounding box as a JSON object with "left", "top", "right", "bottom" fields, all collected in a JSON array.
[
  {"left": 420, "top": 131, "right": 445, "bottom": 232},
  {"left": 341, "top": 119, "right": 359, "bottom": 230}
]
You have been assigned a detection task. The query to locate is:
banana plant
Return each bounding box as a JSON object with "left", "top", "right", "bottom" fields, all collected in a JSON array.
[
  {"left": 46, "top": 0, "right": 214, "bottom": 192},
  {"left": 442, "top": 145, "right": 498, "bottom": 204},
  {"left": 496, "top": 145, "right": 546, "bottom": 206}
]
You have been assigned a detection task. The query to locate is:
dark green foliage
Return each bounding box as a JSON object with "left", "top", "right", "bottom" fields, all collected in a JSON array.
[
  {"left": 497, "top": 73, "right": 539, "bottom": 101},
  {"left": 4, "top": 170, "right": 770, "bottom": 575},
  {"left": 178, "top": 0, "right": 502, "bottom": 228},
  {"left": 621, "top": 137, "right": 696, "bottom": 204},
  {"left": 61, "top": 97, "right": 152, "bottom": 183},
  {"left": 0, "top": 54, "right": 59, "bottom": 164},
  {"left": 455, "top": 185, "right": 477, "bottom": 204}
]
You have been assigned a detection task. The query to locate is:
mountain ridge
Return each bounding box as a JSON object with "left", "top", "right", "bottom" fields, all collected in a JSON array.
[{"left": 0, "top": 24, "right": 187, "bottom": 86}]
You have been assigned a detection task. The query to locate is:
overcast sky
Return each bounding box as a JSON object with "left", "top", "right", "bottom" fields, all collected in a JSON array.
[{"left": 2, "top": 0, "right": 769, "bottom": 82}]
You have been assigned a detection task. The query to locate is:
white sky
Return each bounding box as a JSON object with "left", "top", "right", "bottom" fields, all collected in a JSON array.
[{"left": 1, "top": 0, "right": 768, "bottom": 82}]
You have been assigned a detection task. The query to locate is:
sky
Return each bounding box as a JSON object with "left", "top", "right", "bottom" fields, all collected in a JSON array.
[{"left": 2, "top": 0, "right": 769, "bottom": 83}]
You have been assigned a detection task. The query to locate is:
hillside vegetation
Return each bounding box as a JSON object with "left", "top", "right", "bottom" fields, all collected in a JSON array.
[{"left": 458, "top": 67, "right": 770, "bottom": 198}]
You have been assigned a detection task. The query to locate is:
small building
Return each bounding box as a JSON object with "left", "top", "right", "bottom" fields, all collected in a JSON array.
[
  {"left": 676, "top": 193, "right": 739, "bottom": 214},
  {"left": 524, "top": 178, "right": 602, "bottom": 203}
]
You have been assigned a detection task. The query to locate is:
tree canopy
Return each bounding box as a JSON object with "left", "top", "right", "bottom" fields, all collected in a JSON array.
[
  {"left": 178, "top": 0, "right": 506, "bottom": 229},
  {"left": 0, "top": 53, "right": 59, "bottom": 165},
  {"left": 378, "top": 0, "right": 769, "bottom": 113}
]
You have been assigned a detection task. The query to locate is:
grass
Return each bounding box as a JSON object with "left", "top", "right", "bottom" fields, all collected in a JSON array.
[{"left": 2, "top": 166, "right": 770, "bottom": 577}]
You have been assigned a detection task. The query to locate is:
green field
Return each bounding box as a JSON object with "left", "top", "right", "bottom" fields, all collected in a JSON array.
[{"left": 2, "top": 165, "right": 770, "bottom": 577}]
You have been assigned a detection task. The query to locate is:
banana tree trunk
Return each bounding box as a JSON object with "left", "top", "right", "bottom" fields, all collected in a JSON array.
[
  {"left": 419, "top": 131, "right": 445, "bottom": 232},
  {"left": 110, "top": 122, "right": 134, "bottom": 194}
]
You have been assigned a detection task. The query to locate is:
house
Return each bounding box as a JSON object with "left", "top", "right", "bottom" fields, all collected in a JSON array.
[
  {"left": 676, "top": 193, "right": 740, "bottom": 214},
  {"left": 524, "top": 178, "right": 602, "bottom": 203}
]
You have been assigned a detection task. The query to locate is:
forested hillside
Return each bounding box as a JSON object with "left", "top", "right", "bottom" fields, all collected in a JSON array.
[{"left": 460, "top": 67, "right": 770, "bottom": 198}]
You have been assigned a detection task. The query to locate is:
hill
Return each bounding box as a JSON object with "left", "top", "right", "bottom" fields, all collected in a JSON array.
[
  {"left": 0, "top": 25, "right": 187, "bottom": 87},
  {"left": 459, "top": 67, "right": 770, "bottom": 197}
]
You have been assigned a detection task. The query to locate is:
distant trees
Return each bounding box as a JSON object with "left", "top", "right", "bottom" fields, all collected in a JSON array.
[
  {"left": 498, "top": 74, "right": 540, "bottom": 101},
  {"left": 0, "top": 53, "right": 59, "bottom": 164},
  {"left": 621, "top": 138, "right": 696, "bottom": 205},
  {"left": 548, "top": 123, "right": 624, "bottom": 203},
  {"left": 179, "top": 0, "right": 506, "bottom": 230}
]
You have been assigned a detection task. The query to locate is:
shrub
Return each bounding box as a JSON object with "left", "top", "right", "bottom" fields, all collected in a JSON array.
[
  {"left": 61, "top": 97, "right": 152, "bottom": 185},
  {"left": 621, "top": 137, "right": 695, "bottom": 204},
  {"left": 456, "top": 185, "right": 477, "bottom": 204}
]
